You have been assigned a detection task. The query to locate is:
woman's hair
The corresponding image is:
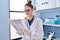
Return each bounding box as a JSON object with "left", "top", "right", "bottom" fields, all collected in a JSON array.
[{"left": 25, "top": 1, "right": 33, "bottom": 9}]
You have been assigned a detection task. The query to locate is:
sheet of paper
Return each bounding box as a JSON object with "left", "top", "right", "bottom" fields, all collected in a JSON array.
[{"left": 10, "top": 19, "right": 28, "bottom": 31}]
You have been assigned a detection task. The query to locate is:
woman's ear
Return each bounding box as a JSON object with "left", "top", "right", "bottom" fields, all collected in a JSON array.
[
  {"left": 32, "top": 8, "right": 34, "bottom": 11},
  {"left": 32, "top": 7, "right": 34, "bottom": 11},
  {"left": 32, "top": 7, "right": 36, "bottom": 11},
  {"left": 34, "top": 7, "right": 36, "bottom": 10}
]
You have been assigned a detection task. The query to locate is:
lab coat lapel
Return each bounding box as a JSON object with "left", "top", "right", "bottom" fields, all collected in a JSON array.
[{"left": 30, "top": 17, "right": 36, "bottom": 30}]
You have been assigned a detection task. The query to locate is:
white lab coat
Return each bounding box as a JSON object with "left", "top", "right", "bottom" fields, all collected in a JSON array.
[{"left": 10, "top": 16, "right": 44, "bottom": 40}]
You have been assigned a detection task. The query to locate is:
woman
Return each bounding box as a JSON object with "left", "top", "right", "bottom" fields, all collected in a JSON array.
[{"left": 10, "top": 1, "right": 44, "bottom": 40}]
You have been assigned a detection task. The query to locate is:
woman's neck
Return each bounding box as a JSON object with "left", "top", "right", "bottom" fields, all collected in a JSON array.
[{"left": 28, "top": 15, "right": 34, "bottom": 21}]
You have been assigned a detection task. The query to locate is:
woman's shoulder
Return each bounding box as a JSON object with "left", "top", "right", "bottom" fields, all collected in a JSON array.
[{"left": 35, "top": 16, "right": 42, "bottom": 22}]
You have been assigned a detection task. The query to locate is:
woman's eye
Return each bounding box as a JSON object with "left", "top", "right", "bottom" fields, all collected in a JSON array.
[{"left": 25, "top": 9, "right": 31, "bottom": 12}]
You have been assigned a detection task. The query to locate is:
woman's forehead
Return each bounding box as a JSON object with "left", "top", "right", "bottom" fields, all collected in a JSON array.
[{"left": 24, "top": 6, "right": 31, "bottom": 9}]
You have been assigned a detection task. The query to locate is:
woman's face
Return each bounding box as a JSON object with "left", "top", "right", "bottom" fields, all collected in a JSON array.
[{"left": 24, "top": 6, "right": 34, "bottom": 17}]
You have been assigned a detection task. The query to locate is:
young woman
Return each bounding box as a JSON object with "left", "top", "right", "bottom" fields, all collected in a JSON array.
[{"left": 10, "top": 1, "right": 44, "bottom": 40}]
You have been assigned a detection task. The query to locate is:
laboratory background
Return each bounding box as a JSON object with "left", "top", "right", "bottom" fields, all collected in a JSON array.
[{"left": 0, "top": 0, "right": 60, "bottom": 40}]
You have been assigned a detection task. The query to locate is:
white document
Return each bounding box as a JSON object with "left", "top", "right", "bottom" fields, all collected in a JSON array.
[{"left": 10, "top": 19, "right": 28, "bottom": 31}]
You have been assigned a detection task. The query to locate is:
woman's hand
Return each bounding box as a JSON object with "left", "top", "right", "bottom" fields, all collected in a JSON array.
[{"left": 23, "top": 29, "right": 31, "bottom": 36}]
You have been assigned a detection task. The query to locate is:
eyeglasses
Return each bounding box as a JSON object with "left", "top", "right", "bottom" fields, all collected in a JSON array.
[{"left": 24, "top": 9, "right": 31, "bottom": 12}]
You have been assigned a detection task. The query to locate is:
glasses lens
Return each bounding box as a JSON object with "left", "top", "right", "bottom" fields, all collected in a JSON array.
[{"left": 25, "top": 9, "right": 31, "bottom": 12}]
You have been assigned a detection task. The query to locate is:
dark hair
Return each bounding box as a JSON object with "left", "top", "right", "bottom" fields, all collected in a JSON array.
[{"left": 25, "top": 1, "right": 33, "bottom": 9}]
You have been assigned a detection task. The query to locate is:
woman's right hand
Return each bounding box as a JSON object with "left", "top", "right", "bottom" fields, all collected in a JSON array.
[{"left": 23, "top": 29, "right": 31, "bottom": 36}]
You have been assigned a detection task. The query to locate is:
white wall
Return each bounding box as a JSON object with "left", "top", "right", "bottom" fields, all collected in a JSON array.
[{"left": 32, "top": 0, "right": 58, "bottom": 10}]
